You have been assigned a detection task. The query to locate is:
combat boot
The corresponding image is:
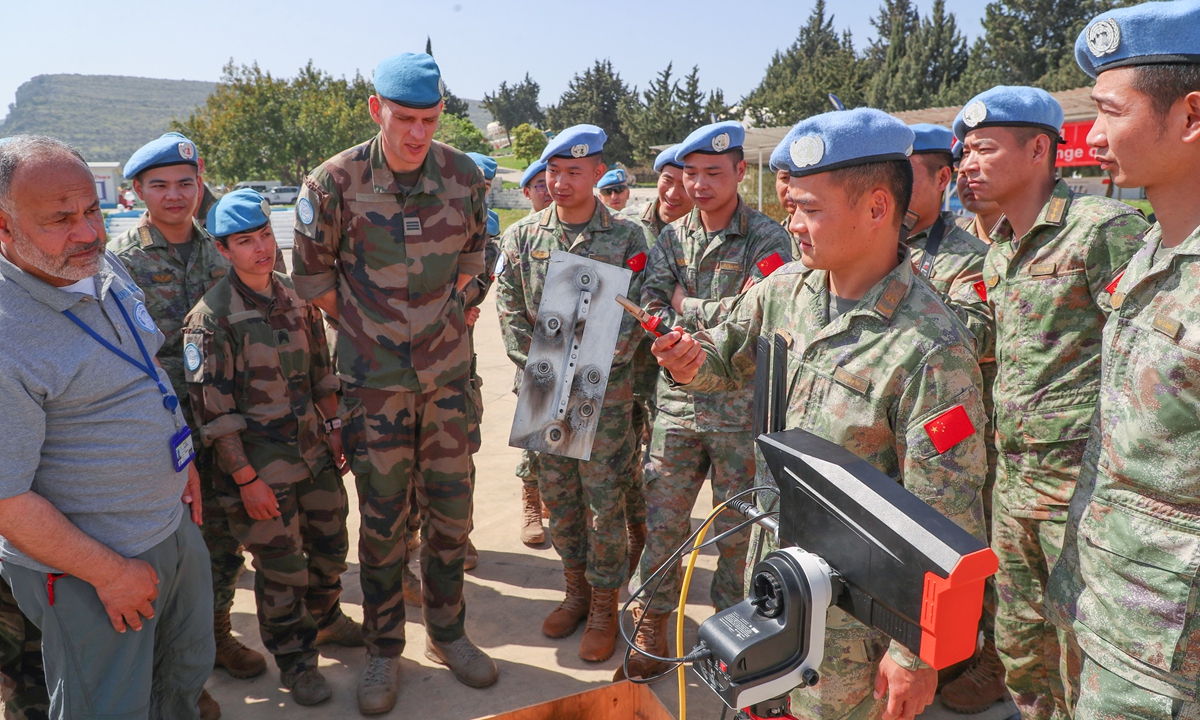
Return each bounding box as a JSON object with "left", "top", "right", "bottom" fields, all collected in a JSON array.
[
  {"left": 315, "top": 610, "right": 364, "bottom": 647},
  {"left": 402, "top": 562, "right": 422, "bottom": 607},
  {"left": 579, "top": 587, "right": 620, "bottom": 662},
  {"left": 357, "top": 655, "right": 400, "bottom": 715},
  {"left": 213, "top": 609, "right": 266, "bottom": 679},
  {"left": 520, "top": 483, "right": 545, "bottom": 546},
  {"left": 281, "top": 666, "right": 332, "bottom": 706},
  {"left": 542, "top": 563, "right": 591, "bottom": 638},
  {"left": 425, "top": 634, "right": 499, "bottom": 688},
  {"left": 627, "top": 521, "right": 647, "bottom": 578},
  {"left": 940, "top": 638, "right": 1008, "bottom": 713},
  {"left": 623, "top": 605, "right": 671, "bottom": 680},
  {"left": 198, "top": 688, "right": 221, "bottom": 720}
]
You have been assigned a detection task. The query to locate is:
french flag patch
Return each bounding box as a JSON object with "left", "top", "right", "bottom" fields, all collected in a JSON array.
[
  {"left": 923, "top": 404, "right": 975, "bottom": 454},
  {"left": 757, "top": 252, "right": 785, "bottom": 277},
  {"left": 627, "top": 252, "right": 647, "bottom": 272}
]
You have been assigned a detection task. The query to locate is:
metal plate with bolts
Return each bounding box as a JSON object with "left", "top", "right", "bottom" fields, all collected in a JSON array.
[{"left": 508, "top": 250, "right": 632, "bottom": 461}]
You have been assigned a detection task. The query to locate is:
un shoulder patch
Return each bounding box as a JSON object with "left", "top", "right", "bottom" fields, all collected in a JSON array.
[
  {"left": 297, "top": 197, "right": 315, "bottom": 226},
  {"left": 184, "top": 342, "right": 202, "bottom": 372}
]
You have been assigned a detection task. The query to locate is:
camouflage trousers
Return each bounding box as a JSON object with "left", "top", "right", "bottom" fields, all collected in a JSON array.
[
  {"left": 343, "top": 378, "right": 471, "bottom": 656},
  {"left": 217, "top": 458, "right": 349, "bottom": 674},
  {"left": 405, "top": 365, "right": 483, "bottom": 555},
  {"left": 993, "top": 483, "right": 1081, "bottom": 720},
  {"left": 748, "top": 512, "right": 891, "bottom": 719},
  {"left": 637, "top": 426, "right": 755, "bottom": 614},
  {"left": 623, "top": 399, "right": 650, "bottom": 528},
  {"left": 197, "top": 445, "right": 247, "bottom": 616},
  {"left": 538, "top": 399, "right": 633, "bottom": 590},
  {"left": 1074, "top": 656, "right": 1200, "bottom": 720},
  {"left": 0, "top": 578, "right": 47, "bottom": 720}
]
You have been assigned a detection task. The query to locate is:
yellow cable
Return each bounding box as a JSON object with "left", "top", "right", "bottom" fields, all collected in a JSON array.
[{"left": 676, "top": 503, "right": 726, "bottom": 720}]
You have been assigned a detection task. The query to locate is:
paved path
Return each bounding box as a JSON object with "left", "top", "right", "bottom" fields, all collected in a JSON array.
[{"left": 204, "top": 286, "right": 1017, "bottom": 719}]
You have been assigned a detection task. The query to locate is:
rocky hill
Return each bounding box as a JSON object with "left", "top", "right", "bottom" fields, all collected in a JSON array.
[{"left": 1, "top": 74, "right": 216, "bottom": 163}]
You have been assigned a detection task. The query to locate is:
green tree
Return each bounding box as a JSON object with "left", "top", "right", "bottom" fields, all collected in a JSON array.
[
  {"left": 874, "top": 0, "right": 969, "bottom": 110},
  {"left": 865, "top": 0, "right": 920, "bottom": 108},
  {"left": 741, "top": 0, "right": 867, "bottom": 126},
  {"left": 545, "top": 60, "right": 638, "bottom": 166},
  {"left": 677, "top": 66, "right": 709, "bottom": 132},
  {"left": 511, "top": 123, "right": 548, "bottom": 166},
  {"left": 621, "top": 63, "right": 685, "bottom": 164},
  {"left": 483, "top": 74, "right": 545, "bottom": 142},
  {"left": 704, "top": 89, "right": 735, "bottom": 123},
  {"left": 433, "top": 113, "right": 490, "bottom": 155},
  {"left": 954, "top": 0, "right": 1124, "bottom": 99},
  {"left": 174, "top": 60, "right": 375, "bottom": 185}
]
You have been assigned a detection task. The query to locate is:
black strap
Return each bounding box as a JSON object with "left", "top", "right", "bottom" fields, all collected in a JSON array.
[{"left": 917, "top": 215, "right": 947, "bottom": 279}]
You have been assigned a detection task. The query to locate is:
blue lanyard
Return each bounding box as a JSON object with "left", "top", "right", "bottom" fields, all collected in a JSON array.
[{"left": 62, "top": 297, "right": 180, "bottom": 417}]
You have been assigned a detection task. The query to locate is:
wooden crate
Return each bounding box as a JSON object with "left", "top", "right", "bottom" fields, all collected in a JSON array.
[{"left": 477, "top": 680, "right": 675, "bottom": 720}]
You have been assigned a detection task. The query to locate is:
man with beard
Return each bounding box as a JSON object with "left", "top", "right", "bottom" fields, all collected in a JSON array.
[{"left": 0, "top": 134, "right": 212, "bottom": 719}]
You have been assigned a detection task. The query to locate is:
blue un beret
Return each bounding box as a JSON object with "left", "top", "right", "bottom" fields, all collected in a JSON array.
[
  {"left": 673, "top": 121, "right": 745, "bottom": 164},
  {"left": 953, "top": 86, "right": 1064, "bottom": 142},
  {"left": 487, "top": 209, "right": 500, "bottom": 237},
  {"left": 1077, "top": 0, "right": 1200, "bottom": 79},
  {"left": 909, "top": 123, "right": 955, "bottom": 155},
  {"left": 374, "top": 53, "right": 444, "bottom": 109},
  {"left": 654, "top": 144, "right": 683, "bottom": 173},
  {"left": 125, "top": 132, "right": 198, "bottom": 180},
  {"left": 596, "top": 169, "right": 628, "bottom": 189},
  {"left": 771, "top": 108, "right": 915, "bottom": 177},
  {"left": 207, "top": 188, "right": 272, "bottom": 239},
  {"left": 520, "top": 159, "right": 547, "bottom": 189},
  {"left": 466, "top": 152, "right": 497, "bottom": 180},
  {"left": 539, "top": 125, "right": 607, "bottom": 162}
]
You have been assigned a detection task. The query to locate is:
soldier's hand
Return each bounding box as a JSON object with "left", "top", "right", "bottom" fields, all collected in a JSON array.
[
  {"left": 465, "top": 306, "right": 481, "bottom": 327},
  {"left": 95, "top": 558, "right": 159, "bottom": 633},
  {"left": 240, "top": 479, "right": 282, "bottom": 521},
  {"left": 671, "top": 284, "right": 687, "bottom": 314},
  {"left": 329, "top": 431, "right": 350, "bottom": 476},
  {"left": 874, "top": 654, "right": 938, "bottom": 720},
  {"left": 652, "top": 327, "right": 705, "bottom": 386},
  {"left": 183, "top": 462, "right": 203, "bottom": 525}
]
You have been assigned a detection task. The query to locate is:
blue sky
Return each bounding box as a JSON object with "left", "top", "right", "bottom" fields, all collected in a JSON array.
[{"left": 1, "top": 0, "right": 988, "bottom": 121}]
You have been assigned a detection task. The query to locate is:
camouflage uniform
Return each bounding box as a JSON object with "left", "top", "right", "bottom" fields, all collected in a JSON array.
[
  {"left": 291, "top": 134, "right": 487, "bottom": 655},
  {"left": 624, "top": 198, "right": 669, "bottom": 242},
  {"left": 107, "top": 216, "right": 244, "bottom": 617},
  {"left": 183, "top": 271, "right": 348, "bottom": 675},
  {"left": 405, "top": 236, "right": 498, "bottom": 550},
  {"left": 495, "top": 202, "right": 653, "bottom": 589},
  {"left": 1046, "top": 221, "right": 1200, "bottom": 718},
  {"left": 689, "top": 251, "right": 987, "bottom": 719},
  {"left": 982, "top": 180, "right": 1147, "bottom": 719},
  {"left": 637, "top": 200, "right": 793, "bottom": 613},
  {"left": 0, "top": 578, "right": 47, "bottom": 720}
]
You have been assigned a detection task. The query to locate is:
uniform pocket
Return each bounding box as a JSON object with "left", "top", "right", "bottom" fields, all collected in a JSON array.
[
  {"left": 338, "top": 395, "right": 370, "bottom": 478},
  {"left": 1077, "top": 501, "right": 1200, "bottom": 673},
  {"left": 1016, "top": 402, "right": 1095, "bottom": 506}
]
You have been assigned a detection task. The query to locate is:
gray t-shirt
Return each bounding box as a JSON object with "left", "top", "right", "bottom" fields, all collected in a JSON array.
[{"left": 0, "top": 251, "right": 187, "bottom": 572}]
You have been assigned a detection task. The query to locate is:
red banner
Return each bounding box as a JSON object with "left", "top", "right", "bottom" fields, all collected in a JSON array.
[{"left": 1056, "top": 120, "right": 1100, "bottom": 167}]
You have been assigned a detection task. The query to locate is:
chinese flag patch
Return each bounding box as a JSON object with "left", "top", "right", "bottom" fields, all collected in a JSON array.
[
  {"left": 1105, "top": 270, "right": 1124, "bottom": 295},
  {"left": 627, "top": 252, "right": 647, "bottom": 273},
  {"left": 757, "top": 252, "right": 785, "bottom": 277},
  {"left": 973, "top": 280, "right": 988, "bottom": 303},
  {"left": 924, "top": 404, "right": 975, "bottom": 454}
]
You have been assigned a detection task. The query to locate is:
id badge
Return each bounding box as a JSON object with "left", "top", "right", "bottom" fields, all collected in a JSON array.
[{"left": 171, "top": 425, "right": 196, "bottom": 472}]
